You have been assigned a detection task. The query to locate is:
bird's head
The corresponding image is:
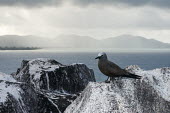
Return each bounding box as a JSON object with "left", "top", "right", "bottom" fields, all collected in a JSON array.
[{"left": 95, "top": 52, "right": 107, "bottom": 60}]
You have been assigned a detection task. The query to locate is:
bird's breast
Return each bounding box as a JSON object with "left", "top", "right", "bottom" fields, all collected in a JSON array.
[{"left": 98, "top": 61, "right": 112, "bottom": 77}]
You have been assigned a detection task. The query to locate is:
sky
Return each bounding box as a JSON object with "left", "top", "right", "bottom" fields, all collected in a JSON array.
[{"left": 0, "top": 0, "right": 170, "bottom": 43}]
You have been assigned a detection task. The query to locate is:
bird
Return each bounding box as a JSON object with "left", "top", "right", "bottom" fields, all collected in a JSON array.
[{"left": 95, "top": 52, "right": 141, "bottom": 82}]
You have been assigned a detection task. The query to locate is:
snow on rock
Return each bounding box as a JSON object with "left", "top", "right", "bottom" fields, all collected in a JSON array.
[
  {"left": 0, "top": 72, "right": 19, "bottom": 103},
  {"left": 65, "top": 65, "right": 170, "bottom": 113},
  {"left": 0, "top": 73, "right": 28, "bottom": 113},
  {"left": 126, "top": 65, "right": 170, "bottom": 101},
  {"left": 28, "top": 58, "right": 61, "bottom": 80},
  {"left": 12, "top": 58, "right": 95, "bottom": 113},
  {"left": 15, "top": 58, "right": 95, "bottom": 94},
  {"left": 0, "top": 72, "right": 16, "bottom": 82}
]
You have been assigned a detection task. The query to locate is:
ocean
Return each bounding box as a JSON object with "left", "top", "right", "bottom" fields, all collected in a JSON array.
[{"left": 0, "top": 48, "right": 170, "bottom": 81}]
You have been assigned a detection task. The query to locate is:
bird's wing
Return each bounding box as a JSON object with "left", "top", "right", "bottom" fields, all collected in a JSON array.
[{"left": 107, "top": 60, "right": 127, "bottom": 76}]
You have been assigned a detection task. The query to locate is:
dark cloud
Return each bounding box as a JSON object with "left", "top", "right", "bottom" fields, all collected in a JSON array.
[
  {"left": 0, "top": 0, "right": 170, "bottom": 8},
  {"left": 71, "top": 0, "right": 170, "bottom": 8},
  {"left": 0, "top": 0, "right": 62, "bottom": 7}
]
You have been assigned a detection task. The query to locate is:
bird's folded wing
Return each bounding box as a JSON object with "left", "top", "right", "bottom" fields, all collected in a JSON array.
[{"left": 107, "top": 61, "right": 127, "bottom": 76}]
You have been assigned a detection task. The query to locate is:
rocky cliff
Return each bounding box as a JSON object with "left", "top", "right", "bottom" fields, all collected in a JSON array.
[
  {"left": 0, "top": 58, "right": 95, "bottom": 113},
  {"left": 65, "top": 65, "right": 170, "bottom": 113},
  {"left": 1, "top": 59, "right": 170, "bottom": 113}
]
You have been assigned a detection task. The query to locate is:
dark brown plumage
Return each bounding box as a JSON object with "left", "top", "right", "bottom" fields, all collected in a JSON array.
[{"left": 95, "top": 52, "right": 141, "bottom": 81}]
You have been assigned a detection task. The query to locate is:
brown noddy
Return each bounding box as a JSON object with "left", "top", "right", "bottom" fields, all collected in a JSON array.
[{"left": 95, "top": 52, "right": 141, "bottom": 82}]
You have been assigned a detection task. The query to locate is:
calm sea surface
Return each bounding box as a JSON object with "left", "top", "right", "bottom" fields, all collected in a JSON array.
[{"left": 0, "top": 48, "right": 170, "bottom": 81}]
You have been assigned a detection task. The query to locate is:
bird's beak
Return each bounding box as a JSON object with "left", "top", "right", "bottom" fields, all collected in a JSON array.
[{"left": 95, "top": 56, "right": 100, "bottom": 59}]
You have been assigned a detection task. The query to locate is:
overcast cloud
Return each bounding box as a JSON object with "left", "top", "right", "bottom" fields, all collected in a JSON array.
[
  {"left": 71, "top": 0, "right": 170, "bottom": 8},
  {"left": 0, "top": 0, "right": 62, "bottom": 7},
  {"left": 0, "top": 0, "right": 170, "bottom": 8},
  {"left": 0, "top": 0, "right": 170, "bottom": 43}
]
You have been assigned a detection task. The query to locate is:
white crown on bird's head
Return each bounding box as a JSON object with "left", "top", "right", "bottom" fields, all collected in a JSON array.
[
  {"left": 98, "top": 52, "right": 106, "bottom": 57},
  {"left": 95, "top": 52, "right": 107, "bottom": 60}
]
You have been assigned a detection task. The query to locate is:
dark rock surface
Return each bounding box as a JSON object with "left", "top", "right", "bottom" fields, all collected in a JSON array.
[
  {"left": 65, "top": 65, "right": 170, "bottom": 113},
  {"left": 15, "top": 59, "right": 95, "bottom": 93},
  {"left": 0, "top": 58, "right": 95, "bottom": 113},
  {"left": 2, "top": 59, "right": 170, "bottom": 113}
]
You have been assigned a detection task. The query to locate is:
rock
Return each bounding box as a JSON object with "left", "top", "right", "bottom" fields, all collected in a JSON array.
[
  {"left": 0, "top": 72, "right": 37, "bottom": 113},
  {"left": 64, "top": 66, "right": 170, "bottom": 113},
  {"left": 15, "top": 58, "right": 95, "bottom": 94},
  {"left": 0, "top": 58, "right": 95, "bottom": 113}
]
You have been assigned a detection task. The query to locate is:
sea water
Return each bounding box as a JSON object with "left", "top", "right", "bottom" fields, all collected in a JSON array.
[{"left": 0, "top": 49, "right": 170, "bottom": 81}]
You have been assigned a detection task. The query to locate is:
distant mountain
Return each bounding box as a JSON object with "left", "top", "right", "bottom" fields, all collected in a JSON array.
[
  {"left": 101, "top": 35, "right": 170, "bottom": 48},
  {"left": 0, "top": 34, "right": 170, "bottom": 49},
  {"left": 54, "top": 34, "right": 170, "bottom": 48},
  {"left": 54, "top": 35, "right": 98, "bottom": 48},
  {"left": 0, "top": 35, "right": 53, "bottom": 48}
]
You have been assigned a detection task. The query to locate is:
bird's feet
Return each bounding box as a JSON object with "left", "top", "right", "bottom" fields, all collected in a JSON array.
[
  {"left": 105, "top": 80, "right": 111, "bottom": 83},
  {"left": 104, "top": 77, "right": 111, "bottom": 83}
]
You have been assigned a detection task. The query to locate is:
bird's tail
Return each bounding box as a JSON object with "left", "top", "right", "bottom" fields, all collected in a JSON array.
[{"left": 123, "top": 73, "right": 141, "bottom": 79}]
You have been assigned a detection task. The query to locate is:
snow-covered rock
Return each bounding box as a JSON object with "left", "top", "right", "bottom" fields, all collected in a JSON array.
[
  {"left": 64, "top": 65, "right": 170, "bottom": 113},
  {"left": 10, "top": 58, "right": 95, "bottom": 113},
  {"left": 0, "top": 73, "right": 37, "bottom": 113},
  {"left": 14, "top": 58, "right": 95, "bottom": 94}
]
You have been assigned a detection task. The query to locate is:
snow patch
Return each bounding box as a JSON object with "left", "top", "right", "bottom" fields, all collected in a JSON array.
[
  {"left": 29, "top": 58, "right": 60, "bottom": 81},
  {"left": 65, "top": 66, "right": 170, "bottom": 113},
  {"left": 0, "top": 72, "right": 16, "bottom": 82},
  {"left": 71, "top": 63, "right": 84, "bottom": 65},
  {"left": 0, "top": 73, "right": 23, "bottom": 104},
  {"left": 27, "top": 58, "right": 62, "bottom": 89},
  {"left": 65, "top": 81, "right": 139, "bottom": 113},
  {"left": 132, "top": 67, "right": 170, "bottom": 101}
]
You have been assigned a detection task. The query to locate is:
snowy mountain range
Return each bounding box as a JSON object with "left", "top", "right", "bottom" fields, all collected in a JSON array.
[{"left": 0, "top": 34, "right": 170, "bottom": 48}]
